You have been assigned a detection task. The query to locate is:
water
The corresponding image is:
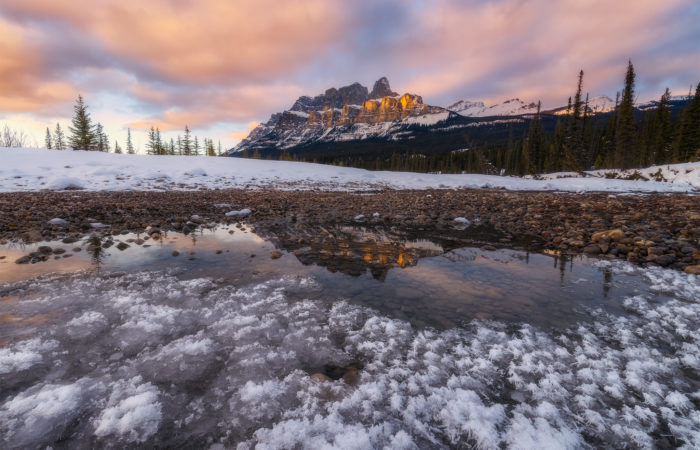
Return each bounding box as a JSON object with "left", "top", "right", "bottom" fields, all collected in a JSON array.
[
  {"left": 0, "top": 225, "right": 669, "bottom": 331},
  {"left": 1, "top": 225, "right": 699, "bottom": 448}
]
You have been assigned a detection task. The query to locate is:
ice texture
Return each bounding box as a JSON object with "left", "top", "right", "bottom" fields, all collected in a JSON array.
[{"left": 0, "top": 264, "right": 698, "bottom": 448}]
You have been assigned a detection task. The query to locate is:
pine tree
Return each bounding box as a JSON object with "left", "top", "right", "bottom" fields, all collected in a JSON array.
[
  {"left": 615, "top": 61, "right": 638, "bottom": 169},
  {"left": 523, "top": 101, "right": 543, "bottom": 172},
  {"left": 95, "top": 123, "right": 109, "bottom": 152},
  {"left": 651, "top": 88, "right": 672, "bottom": 164},
  {"left": 146, "top": 127, "right": 158, "bottom": 155},
  {"left": 182, "top": 126, "right": 192, "bottom": 156},
  {"left": 155, "top": 128, "right": 163, "bottom": 155},
  {"left": 217, "top": 140, "right": 222, "bottom": 156},
  {"left": 676, "top": 82, "right": 700, "bottom": 162},
  {"left": 45, "top": 127, "right": 53, "bottom": 149},
  {"left": 126, "top": 128, "right": 135, "bottom": 154},
  {"left": 54, "top": 123, "right": 66, "bottom": 150},
  {"left": 68, "top": 95, "right": 97, "bottom": 150},
  {"left": 177, "top": 136, "right": 182, "bottom": 155},
  {"left": 114, "top": 140, "right": 122, "bottom": 154},
  {"left": 169, "top": 138, "right": 175, "bottom": 155},
  {"left": 193, "top": 136, "right": 200, "bottom": 156},
  {"left": 95, "top": 123, "right": 105, "bottom": 151},
  {"left": 207, "top": 138, "right": 216, "bottom": 156}
]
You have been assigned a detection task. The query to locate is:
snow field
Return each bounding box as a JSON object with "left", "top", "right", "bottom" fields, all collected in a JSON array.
[
  {"left": 0, "top": 263, "right": 698, "bottom": 448},
  {"left": 0, "top": 148, "right": 697, "bottom": 193}
]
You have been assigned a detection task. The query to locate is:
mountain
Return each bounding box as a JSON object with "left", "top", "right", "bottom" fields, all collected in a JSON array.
[
  {"left": 446, "top": 98, "right": 539, "bottom": 117},
  {"left": 231, "top": 80, "right": 693, "bottom": 160},
  {"left": 231, "top": 78, "right": 450, "bottom": 154},
  {"left": 544, "top": 95, "right": 615, "bottom": 115}
]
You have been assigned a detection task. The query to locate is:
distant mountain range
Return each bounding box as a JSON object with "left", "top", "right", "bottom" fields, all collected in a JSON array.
[{"left": 230, "top": 78, "right": 691, "bottom": 157}]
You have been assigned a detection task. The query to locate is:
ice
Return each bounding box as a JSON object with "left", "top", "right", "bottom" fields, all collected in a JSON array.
[
  {"left": 0, "top": 263, "right": 698, "bottom": 447},
  {"left": 93, "top": 376, "right": 162, "bottom": 443},
  {"left": 47, "top": 217, "right": 68, "bottom": 225},
  {"left": 225, "top": 208, "right": 251, "bottom": 217}
]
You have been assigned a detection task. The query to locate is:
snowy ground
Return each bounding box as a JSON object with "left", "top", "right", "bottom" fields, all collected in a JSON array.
[
  {"left": 1, "top": 262, "right": 699, "bottom": 448},
  {"left": 532, "top": 162, "right": 700, "bottom": 189},
  {"left": 1, "top": 148, "right": 697, "bottom": 193}
]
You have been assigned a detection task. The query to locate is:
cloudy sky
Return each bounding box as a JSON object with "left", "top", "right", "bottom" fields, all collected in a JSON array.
[{"left": 1, "top": 0, "right": 698, "bottom": 151}]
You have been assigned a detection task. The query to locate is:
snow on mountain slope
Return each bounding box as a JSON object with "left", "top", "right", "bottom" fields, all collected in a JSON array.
[
  {"left": 447, "top": 98, "right": 539, "bottom": 117},
  {"left": 1, "top": 148, "right": 697, "bottom": 193}
]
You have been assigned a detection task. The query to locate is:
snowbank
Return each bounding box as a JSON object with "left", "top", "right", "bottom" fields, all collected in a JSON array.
[
  {"left": 533, "top": 162, "right": 700, "bottom": 189},
  {"left": 0, "top": 147, "right": 697, "bottom": 193}
]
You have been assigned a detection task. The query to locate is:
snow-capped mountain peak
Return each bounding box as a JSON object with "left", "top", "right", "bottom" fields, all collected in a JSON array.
[{"left": 447, "top": 98, "right": 538, "bottom": 117}]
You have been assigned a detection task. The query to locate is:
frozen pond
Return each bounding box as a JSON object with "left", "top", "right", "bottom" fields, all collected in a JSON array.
[{"left": 1, "top": 226, "right": 699, "bottom": 448}]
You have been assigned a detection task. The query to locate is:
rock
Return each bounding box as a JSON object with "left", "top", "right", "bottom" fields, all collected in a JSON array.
[
  {"left": 73, "top": 247, "right": 82, "bottom": 252},
  {"left": 653, "top": 255, "right": 675, "bottom": 267},
  {"left": 482, "top": 245, "right": 497, "bottom": 251},
  {"left": 310, "top": 373, "right": 332, "bottom": 383},
  {"left": 215, "top": 249, "right": 223, "bottom": 254},
  {"left": 171, "top": 250, "right": 180, "bottom": 257},
  {"left": 116, "top": 242, "right": 130, "bottom": 251},
  {"left": 52, "top": 248, "right": 66, "bottom": 255},
  {"left": 583, "top": 244, "right": 601, "bottom": 254},
  {"left": 62, "top": 237, "right": 79, "bottom": 244},
  {"left": 270, "top": 250, "right": 283, "bottom": 259},
  {"left": 38, "top": 246, "right": 53, "bottom": 254},
  {"left": 647, "top": 246, "right": 666, "bottom": 257},
  {"left": 134, "top": 239, "right": 144, "bottom": 245},
  {"left": 15, "top": 255, "right": 31, "bottom": 264},
  {"left": 684, "top": 265, "right": 700, "bottom": 275},
  {"left": 591, "top": 229, "right": 624, "bottom": 242}
]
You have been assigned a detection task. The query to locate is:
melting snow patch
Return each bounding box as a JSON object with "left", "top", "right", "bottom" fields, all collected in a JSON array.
[{"left": 225, "top": 208, "right": 251, "bottom": 217}]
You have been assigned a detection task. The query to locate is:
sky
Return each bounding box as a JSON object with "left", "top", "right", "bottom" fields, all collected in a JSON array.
[{"left": 0, "top": 0, "right": 698, "bottom": 152}]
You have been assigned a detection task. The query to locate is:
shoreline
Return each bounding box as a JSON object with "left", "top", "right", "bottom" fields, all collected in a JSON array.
[{"left": 1, "top": 188, "right": 698, "bottom": 272}]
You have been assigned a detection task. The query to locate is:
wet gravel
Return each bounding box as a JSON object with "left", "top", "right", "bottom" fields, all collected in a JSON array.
[{"left": 0, "top": 189, "right": 698, "bottom": 272}]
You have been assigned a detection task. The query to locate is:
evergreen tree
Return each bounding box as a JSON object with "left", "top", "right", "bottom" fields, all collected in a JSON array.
[
  {"left": 68, "top": 95, "right": 96, "bottom": 150},
  {"left": 615, "top": 61, "right": 638, "bottom": 169},
  {"left": 676, "top": 82, "right": 700, "bottom": 161},
  {"left": 126, "top": 128, "right": 135, "bottom": 154},
  {"left": 651, "top": 88, "right": 672, "bottom": 164},
  {"left": 523, "top": 101, "right": 544, "bottom": 172},
  {"left": 114, "top": 140, "right": 122, "bottom": 154},
  {"left": 146, "top": 126, "right": 158, "bottom": 155},
  {"left": 95, "top": 123, "right": 109, "bottom": 152},
  {"left": 217, "top": 140, "right": 223, "bottom": 156},
  {"left": 45, "top": 127, "right": 53, "bottom": 149},
  {"left": 95, "top": 123, "right": 104, "bottom": 151},
  {"left": 155, "top": 128, "right": 163, "bottom": 155},
  {"left": 182, "top": 126, "right": 192, "bottom": 155},
  {"left": 169, "top": 138, "right": 175, "bottom": 155},
  {"left": 54, "top": 123, "right": 66, "bottom": 150},
  {"left": 193, "top": 136, "right": 200, "bottom": 156},
  {"left": 177, "top": 136, "right": 182, "bottom": 155}
]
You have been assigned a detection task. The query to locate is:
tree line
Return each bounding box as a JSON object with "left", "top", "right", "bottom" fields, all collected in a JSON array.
[
  {"left": 42, "top": 95, "right": 226, "bottom": 156},
  {"left": 246, "top": 61, "right": 699, "bottom": 175}
]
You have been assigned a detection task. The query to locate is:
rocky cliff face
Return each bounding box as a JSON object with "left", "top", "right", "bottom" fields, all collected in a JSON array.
[{"left": 234, "top": 77, "right": 450, "bottom": 153}]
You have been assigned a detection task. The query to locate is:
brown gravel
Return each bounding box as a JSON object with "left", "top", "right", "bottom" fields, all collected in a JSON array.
[{"left": 0, "top": 189, "right": 698, "bottom": 271}]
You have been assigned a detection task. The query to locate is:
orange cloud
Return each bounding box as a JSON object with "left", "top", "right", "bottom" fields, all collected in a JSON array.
[
  {"left": 1, "top": 0, "right": 349, "bottom": 83},
  {"left": 0, "top": 19, "right": 76, "bottom": 113},
  {"left": 228, "top": 122, "right": 260, "bottom": 141}
]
